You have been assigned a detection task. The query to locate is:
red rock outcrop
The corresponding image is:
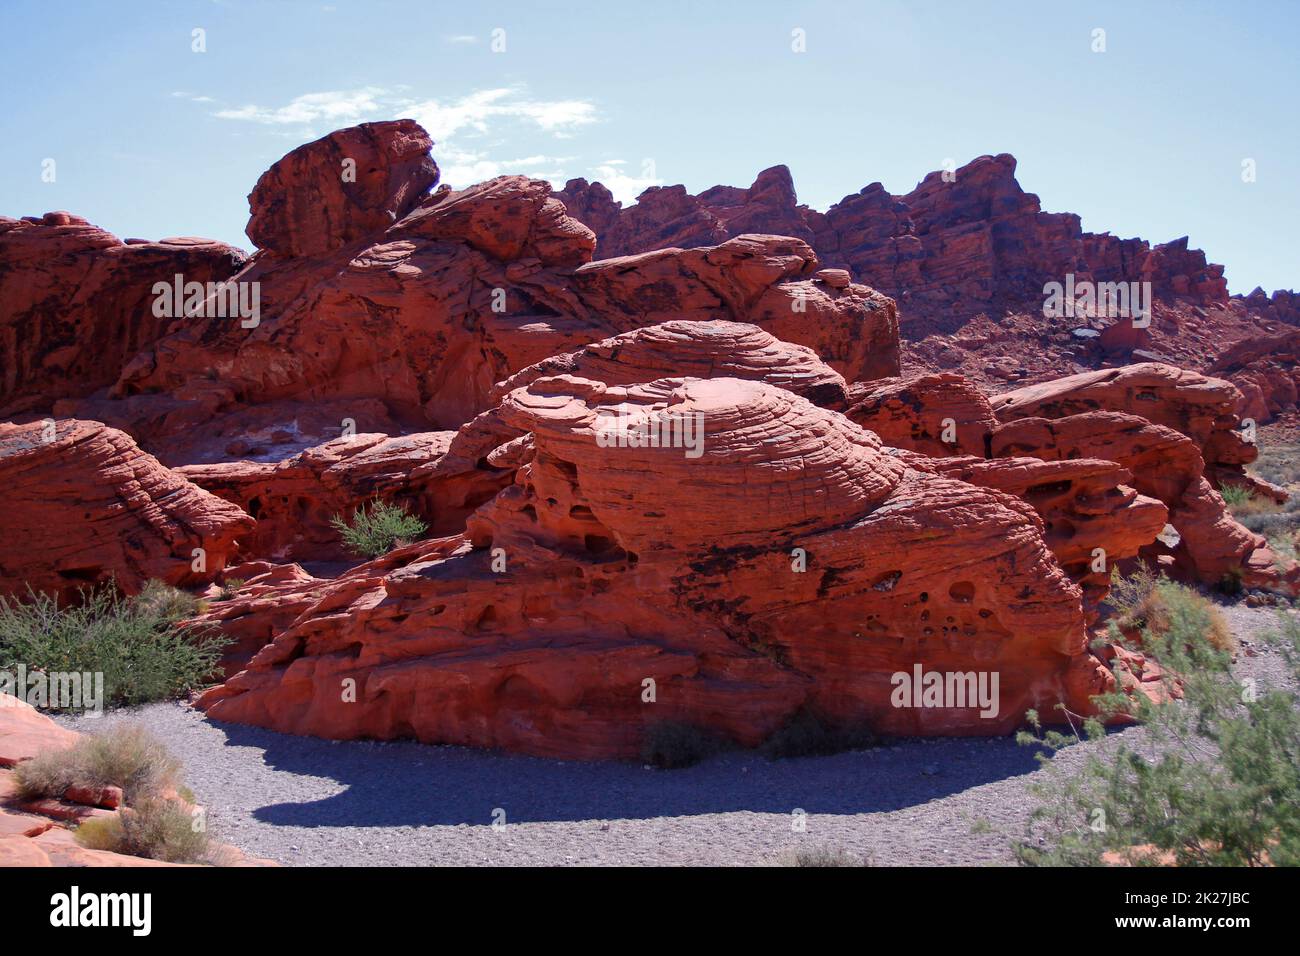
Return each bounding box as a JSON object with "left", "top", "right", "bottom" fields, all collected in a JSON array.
[
  {"left": 197, "top": 374, "right": 1116, "bottom": 757},
  {"left": 926, "top": 456, "right": 1167, "bottom": 618},
  {"left": 247, "top": 119, "right": 439, "bottom": 258},
  {"left": 845, "top": 373, "right": 997, "bottom": 457},
  {"left": 0, "top": 420, "right": 254, "bottom": 601},
  {"left": 0, "top": 213, "right": 246, "bottom": 418},
  {"left": 178, "top": 432, "right": 451, "bottom": 563},
  {"left": 54, "top": 125, "right": 894, "bottom": 455},
  {"left": 990, "top": 412, "right": 1290, "bottom": 590},
  {"left": 559, "top": 154, "right": 1236, "bottom": 337}
]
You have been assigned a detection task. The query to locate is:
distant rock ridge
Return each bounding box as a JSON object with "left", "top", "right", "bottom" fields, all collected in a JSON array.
[{"left": 557, "top": 154, "right": 1293, "bottom": 336}]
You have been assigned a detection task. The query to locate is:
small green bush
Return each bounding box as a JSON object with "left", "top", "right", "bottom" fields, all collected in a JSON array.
[
  {"left": 1108, "top": 565, "right": 1233, "bottom": 651},
  {"left": 217, "top": 578, "right": 245, "bottom": 601},
  {"left": 330, "top": 498, "right": 428, "bottom": 558},
  {"left": 1219, "top": 483, "right": 1253, "bottom": 508},
  {"left": 15, "top": 724, "right": 181, "bottom": 805},
  {"left": 640, "top": 721, "right": 730, "bottom": 769},
  {"left": 0, "top": 582, "right": 228, "bottom": 708}
]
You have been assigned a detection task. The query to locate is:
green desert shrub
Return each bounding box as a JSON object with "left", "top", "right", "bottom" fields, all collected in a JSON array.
[
  {"left": 1015, "top": 577, "right": 1300, "bottom": 866},
  {"left": 640, "top": 721, "right": 731, "bottom": 769},
  {"left": 330, "top": 498, "right": 428, "bottom": 558},
  {"left": 15, "top": 724, "right": 182, "bottom": 805},
  {"left": 0, "top": 582, "right": 227, "bottom": 708},
  {"left": 1108, "top": 564, "right": 1233, "bottom": 652}
]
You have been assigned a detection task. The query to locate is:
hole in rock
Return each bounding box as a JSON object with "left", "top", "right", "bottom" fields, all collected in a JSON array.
[
  {"left": 584, "top": 534, "right": 617, "bottom": 555},
  {"left": 247, "top": 497, "right": 263, "bottom": 518},
  {"left": 870, "top": 570, "right": 902, "bottom": 592},
  {"left": 949, "top": 581, "right": 975, "bottom": 603},
  {"left": 474, "top": 605, "right": 499, "bottom": 631}
]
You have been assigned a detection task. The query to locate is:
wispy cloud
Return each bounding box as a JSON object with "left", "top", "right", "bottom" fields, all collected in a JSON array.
[
  {"left": 212, "top": 87, "right": 390, "bottom": 125},
  {"left": 444, "top": 34, "right": 478, "bottom": 44},
  {"left": 591, "top": 160, "right": 663, "bottom": 205},
  {"left": 192, "top": 85, "right": 600, "bottom": 190}
]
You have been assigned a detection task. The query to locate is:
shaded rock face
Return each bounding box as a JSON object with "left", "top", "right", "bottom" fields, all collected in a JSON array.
[
  {"left": 247, "top": 119, "right": 439, "bottom": 257},
  {"left": 0, "top": 420, "right": 254, "bottom": 602},
  {"left": 198, "top": 376, "right": 1101, "bottom": 758},
  {"left": 556, "top": 154, "right": 1234, "bottom": 336},
  {"left": 179, "top": 432, "right": 453, "bottom": 563},
  {"left": 0, "top": 213, "right": 246, "bottom": 418}
]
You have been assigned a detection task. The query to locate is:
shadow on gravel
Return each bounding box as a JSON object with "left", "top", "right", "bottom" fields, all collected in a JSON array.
[{"left": 211, "top": 721, "right": 1047, "bottom": 828}]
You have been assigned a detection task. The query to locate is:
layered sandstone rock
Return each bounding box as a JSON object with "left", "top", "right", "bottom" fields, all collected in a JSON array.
[
  {"left": 179, "top": 432, "right": 452, "bottom": 563},
  {"left": 845, "top": 373, "right": 997, "bottom": 457},
  {"left": 61, "top": 124, "right": 895, "bottom": 453},
  {"left": 927, "top": 456, "right": 1167, "bottom": 618},
  {"left": 559, "top": 154, "right": 1235, "bottom": 337},
  {"left": 197, "top": 375, "right": 1112, "bottom": 757},
  {"left": 0, "top": 213, "right": 246, "bottom": 418},
  {"left": 0, "top": 420, "right": 254, "bottom": 601},
  {"left": 991, "top": 412, "right": 1290, "bottom": 590}
]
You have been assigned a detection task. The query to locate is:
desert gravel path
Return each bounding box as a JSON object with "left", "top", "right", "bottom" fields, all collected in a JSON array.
[{"left": 56, "top": 604, "right": 1294, "bottom": 866}]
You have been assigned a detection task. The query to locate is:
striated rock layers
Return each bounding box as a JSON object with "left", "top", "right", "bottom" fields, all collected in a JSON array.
[
  {"left": 198, "top": 375, "right": 1115, "bottom": 758},
  {"left": 0, "top": 213, "right": 246, "bottom": 418},
  {"left": 557, "top": 154, "right": 1234, "bottom": 334},
  {"left": 0, "top": 420, "right": 254, "bottom": 601},
  {"left": 43, "top": 122, "right": 895, "bottom": 461}
]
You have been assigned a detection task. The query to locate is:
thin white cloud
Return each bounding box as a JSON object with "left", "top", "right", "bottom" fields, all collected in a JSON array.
[
  {"left": 198, "top": 85, "right": 598, "bottom": 189},
  {"left": 591, "top": 160, "right": 663, "bottom": 205},
  {"left": 445, "top": 34, "right": 478, "bottom": 44},
  {"left": 213, "top": 87, "right": 390, "bottom": 125}
]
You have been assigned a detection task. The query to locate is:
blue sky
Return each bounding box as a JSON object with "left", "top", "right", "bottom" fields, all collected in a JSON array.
[{"left": 2, "top": 0, "right": 1296, "bottom": 293}]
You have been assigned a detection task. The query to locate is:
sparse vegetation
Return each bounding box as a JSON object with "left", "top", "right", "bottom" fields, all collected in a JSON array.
[
  {"left": 1015, "top": 570, "right": 1300, "bottom": 866},
  {"left": 0, "top": 581, "right": 228, "bottom": 708},
  {"left": 18, "top": 724, "right": 218, "bottom": 864},
  {"left": 1235, "top": 443, "right": 1300, "bottom": 565},
  {"left": 15, "top": 724, "right": 181, "bottom": 805},
  {"left": 74, "top": 796, "right": 213, "bottom": 864},
  {"left": 217, "top": 577, "right": 245, "bottom": 601},
  {"left": 760, "top": 709, "right": 879, "bottom": 759},
  {"left": 778, "top": 845, "right": 871, "bottom": 867},
  {"left": 1108, "top": 563, "right": 1233, "bottom": 652},
  {"left": 640, "top": 721, "right": 731, "bottom": 769},
  {"left": 330, "top": 498, "right": 428, "bottom": 559}
]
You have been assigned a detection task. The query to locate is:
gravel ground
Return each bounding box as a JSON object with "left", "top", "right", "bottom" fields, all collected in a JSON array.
[{"left": 55, "top": 605, "right": 1296, "bottom": 867}]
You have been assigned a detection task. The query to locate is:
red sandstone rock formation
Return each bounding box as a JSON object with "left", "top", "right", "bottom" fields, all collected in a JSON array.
[
  {"left": 0, "top": 420, "right": 254, "bottom": 601},
  {"left": 198, "top": 376, "right": 1108, "bottom": 757},
  {"left": 179, "top": 432, "right": 451, "bottom": 563},
  {"left": 0, "top": 213, "right": 245, "bottom": 418},
  {"left": 58, "top": 125, "right": 894, "bottom": 454},
  {"left": 559, "top": 154, "right": 1236, "bottom": 336},
  {"left": 246, "top": 119, "right": 439, "bottom": 258}
]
